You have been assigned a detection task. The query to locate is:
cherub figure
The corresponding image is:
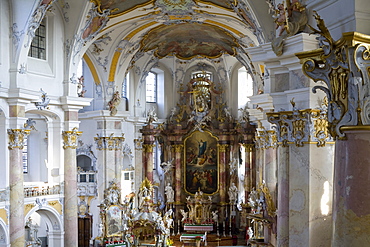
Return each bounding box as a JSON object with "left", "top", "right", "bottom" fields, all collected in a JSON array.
[{"left": 275, "top": 3, "right": 287, "bottom": 36}]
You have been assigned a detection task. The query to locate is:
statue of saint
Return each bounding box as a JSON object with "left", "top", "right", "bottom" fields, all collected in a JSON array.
[
  {"left": 228, "top": 182, "right": 238, "bottom": 202},
  {"left": 165, "top": 183, "right": 174, "bottom": 203}
]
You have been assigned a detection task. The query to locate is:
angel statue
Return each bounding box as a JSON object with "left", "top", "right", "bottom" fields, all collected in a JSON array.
[
  {"left": 146, "top": 107, "right": 158, "bottom": 124},
  {"left": 211, "top": 210, "right": 218, "bottom": 223},
  {"left": 180, "top": 209, "right": 188, "bottom": 222}
]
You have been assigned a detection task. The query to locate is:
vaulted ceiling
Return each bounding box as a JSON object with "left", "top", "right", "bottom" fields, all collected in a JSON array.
[{"left": 86, "top": 0, "right": 274, "bottom": 61}]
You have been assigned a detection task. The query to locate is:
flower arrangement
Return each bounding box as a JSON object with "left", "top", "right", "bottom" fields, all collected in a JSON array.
[{"left": 166, "top": 238, "right": 174, "bottom": 246}]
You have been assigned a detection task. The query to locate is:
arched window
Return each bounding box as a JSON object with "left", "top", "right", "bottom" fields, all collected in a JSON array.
[
  {"left": 28, "top": 19, "right": 47, "bottom": 60},
  {"left": 122, "top": 72, "right": 130, "bottom": 99},
  {"left": 146, "top": 71, "right": 157, "bottom": 103},
  {"left": 238, "top": 67, "right": 254, "bottom": 109}
]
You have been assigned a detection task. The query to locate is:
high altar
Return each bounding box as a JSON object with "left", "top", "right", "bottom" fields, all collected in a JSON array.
[{"left": 140, "top": 72, "right": 261, "bottom": 237}]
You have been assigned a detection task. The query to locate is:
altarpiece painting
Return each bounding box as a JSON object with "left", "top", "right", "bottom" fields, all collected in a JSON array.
[{"left": 184, "top": 130, "right": 218, "bottom": 195}]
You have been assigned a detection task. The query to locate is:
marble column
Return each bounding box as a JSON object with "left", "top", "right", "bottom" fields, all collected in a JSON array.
[
  {"left": 242, "top": 144, "right": 254, "bottom": 201},
  {"left": 142, "top": 144, "right": 155, "bottom": 182},
  {"left": 94, "top": 135, "right": 116, "bottom": 202},
  {"left": 140, "top": 124, "right": 159, "bottom": 183},
  {"left": 218, "top": 144, "right": 228, "bottom": 221},
  {"left": 277, "top": 146, "right": 289, "bottom": 246},
  {"left": 114, "top": 135, "right": 125, "bottom": 187},
  {"left": 172, "top": 144, "right": 183, "bottom": 203},
  {"left": 62, "top": 128, "right": 81, "bottom": 247},
  {"left": 8, "top": 129, "right": 30, "bottom": 247},
  {"left": 134, "top": 138, "right": 143, "bottom": 203},
  {"left": 332, "top": 130, "right": 370, "bottom": 246}
]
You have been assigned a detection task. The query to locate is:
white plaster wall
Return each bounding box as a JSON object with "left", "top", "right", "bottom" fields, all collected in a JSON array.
[{"left": 306, "top": 0, "right": 356, "bottom": 40}]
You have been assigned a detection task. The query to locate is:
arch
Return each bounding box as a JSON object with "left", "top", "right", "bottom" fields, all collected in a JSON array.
[
  {"left": 0, "top": 217, "right": 9, "bottom": 247},
  {"left": 25, "top": 205, "right": 64, "bottom": 247},
  {"left": 0, "top": 104, "right": 8, "bottom": 189},
  {"left": 77, "top": 141, "right": 97, "bottom": 171}
]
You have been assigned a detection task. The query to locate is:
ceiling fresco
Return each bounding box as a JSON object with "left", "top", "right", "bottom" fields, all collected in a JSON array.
[
  {"left": 93, "top": 0, "right": 237, "bottom": 17},
  {"left": 85, "top": 0, "right": 273, "bottom": 66},
  {"left": 140, "top": 23, "right": 238, "bottom": 59},
  {"left": 92, "top": 0, "right": 153, "bottom": 16}
]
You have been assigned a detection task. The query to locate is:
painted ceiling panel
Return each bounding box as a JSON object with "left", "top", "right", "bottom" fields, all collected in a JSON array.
[
  {"left": 140, "top": 23, "right": 238, "bottom": 59},
  {"left": 93, "top": 0, "right": 153, "bottom": 16}
]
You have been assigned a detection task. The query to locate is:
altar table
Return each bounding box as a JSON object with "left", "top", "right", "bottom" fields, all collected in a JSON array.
[
  {"left": 183, "top": 224, "right": 213, "bottom": 232},
  {"left": 180, "top": 233, "right": 207, "bottom": 246}
]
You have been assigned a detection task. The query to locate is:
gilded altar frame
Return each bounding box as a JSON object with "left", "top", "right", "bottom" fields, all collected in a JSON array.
[{"left": 184, "top": 130, "right": 219, "bottom": 195}]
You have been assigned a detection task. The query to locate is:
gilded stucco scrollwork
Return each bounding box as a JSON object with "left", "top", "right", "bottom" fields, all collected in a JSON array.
[
  {"left": 134, "top": 138, "right": 143, "bottom": 150},
  {"left": 7, "top": 129, "right": 31, "bottom": 150},
  {"left": 254, "top": 127, "right": 277, "bottom": 149},
  {"left": 62, "top": 128, "right": 82, "bottom": 149},
  {"left": 297, "top": 11, "right": 370, "bottom": 139}
]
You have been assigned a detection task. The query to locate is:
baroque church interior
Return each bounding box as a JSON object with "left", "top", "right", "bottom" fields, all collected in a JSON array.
[{"left": 1, "top": 0, "right": 370, "bottom": 246}]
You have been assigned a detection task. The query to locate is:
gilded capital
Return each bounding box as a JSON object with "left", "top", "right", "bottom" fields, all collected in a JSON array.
[
  {"left": 94, "top": 133, "right": 125, "bottom": 150},
  {"left": 8, "top": 129, "right": 30, "bottom": 150},
  {"left": 142, "top": 144, "right": 155, "bottom": 153},
  {"left": 241, "top": 143, "right": 254, "bottom": 152},
  {"left": 267, "top": 107, "right": 332, "bottom": 147},
  {"left": 62, "top": 127, "right": 82, "bottom": 149},
  {"left": 218, "top": 144, "right": 229, "bottom": 152},
  {"left": 171, "top": 144, "right": 183, "bottom": 153},
  {"left": 254, "top": 128, "right": 277, "bottom": 149}
]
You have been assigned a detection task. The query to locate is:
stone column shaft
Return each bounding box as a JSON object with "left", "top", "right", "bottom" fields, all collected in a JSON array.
[
  {"left": 8, "top": 128, "right": 30, "bottom": 247},
  {"left": 277, "top": 146, "right": 289, "bottom": 246},
  {"left": 172, "top": 145, "right": 183, "bottom": 203},
  {"left": 142, "top": 144, "right": 155, "bottom": 182},
  {"left": 332, "top": 130, "right": 370, "bottom": 246},
  {"left": 62, "top": 128, "right": 81, "bottom": 247},
  {"left": 243, "top": 144, "right": 253, "bottom": 201}
]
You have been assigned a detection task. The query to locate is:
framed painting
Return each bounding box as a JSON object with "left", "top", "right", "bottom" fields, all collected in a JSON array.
[
  {"left": 106, "top": 205, "right": 122, "bottom": 237},
  {"left": 184, "top": 130, "right": 219, "bottom": 195}
]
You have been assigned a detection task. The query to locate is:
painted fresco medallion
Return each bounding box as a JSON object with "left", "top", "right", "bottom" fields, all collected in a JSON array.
[{"left": 141, "top": 23, "right": 238, "bottom": 59}]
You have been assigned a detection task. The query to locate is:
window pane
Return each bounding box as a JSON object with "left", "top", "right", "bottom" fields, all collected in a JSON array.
[
  {"left": 80, "top": 174, "right": 86, "bottom": 182},
  {"left": 146, "top": 72, "right": 157, "bottom": 102},
  {"left": 23, "top": 138, "right": 28, "bottom": 173},
  {"left": 28, "top": 19, "right": 46, "bottom": 60}
]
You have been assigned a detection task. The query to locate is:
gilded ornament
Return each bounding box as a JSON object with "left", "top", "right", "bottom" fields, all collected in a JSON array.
[
  {"left": 296, "top": 12, "right": 370, "bottom": 139},
  {"left": 94, "top": 133, "right": 125, "bottom": 150},
  {"left": 171, "top": 144, "right": 183, "bottom": 153},
  {"left": 8, "top": 129, "right": 31, "bottom": 150},
  {"left": 242, "top": 143, "right": 254, "bottom": 152},
  {"left": 259, "top": 182, "right": 276, "bottom": 218},
  {"left": 218, "top": 144, "right": 229, "bottom": 152},
  {"left": 62, "top": 127, "right": 82, "bottom": 149},
  {"left": 143, "top": 144, "right": 155, "bottom": 153}
]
